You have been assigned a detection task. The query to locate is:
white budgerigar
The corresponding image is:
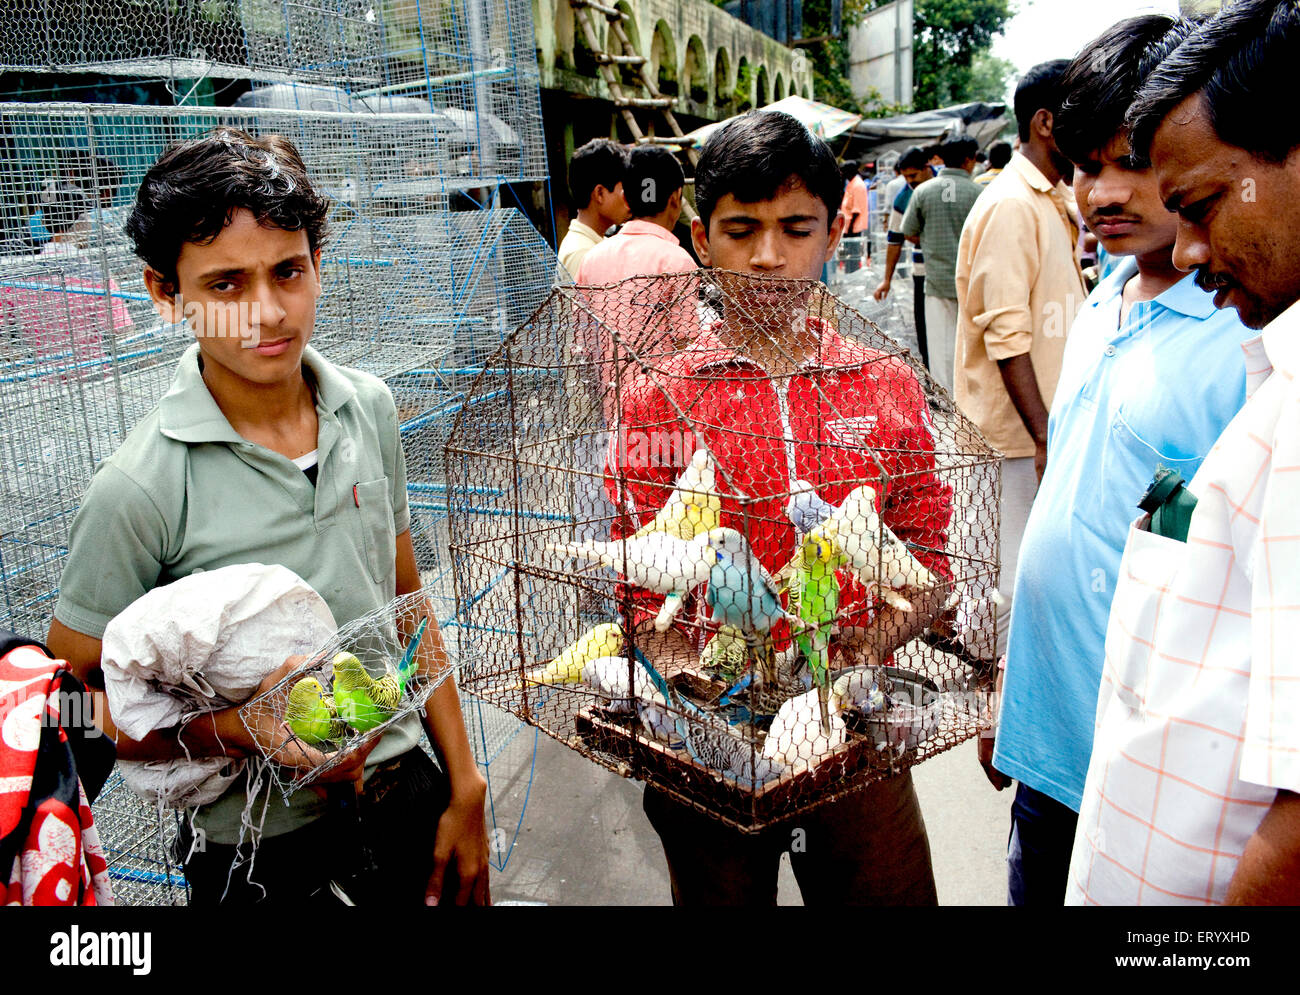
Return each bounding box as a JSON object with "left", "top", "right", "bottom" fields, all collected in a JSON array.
[
  {"left": 633, "top": 448, "right": 722, "bottom": 542},
  {"left": 798, "top": 485, "right": 939, "bottom": 612},
  {"left": 580, "top": 655, "right": 666, "bottom": 713},
  {"left": 762, "top": 669, "right": 886, "bottom": 771},
  {"left": 547, "top": 531, "right": 714, "bottom": 630}
]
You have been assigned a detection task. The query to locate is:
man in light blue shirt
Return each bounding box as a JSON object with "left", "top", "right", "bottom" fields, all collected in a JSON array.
[{"left": 979, "top": 13, "right": 1256, "bottom": 905}]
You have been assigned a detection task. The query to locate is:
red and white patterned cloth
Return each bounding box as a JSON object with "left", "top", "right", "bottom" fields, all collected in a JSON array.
[
  {"left": 1067, "top": 298, "right": 1300, "bottom": 905},
  {"left": 0, "top": 642, "right": 113, "bottom": 906}
]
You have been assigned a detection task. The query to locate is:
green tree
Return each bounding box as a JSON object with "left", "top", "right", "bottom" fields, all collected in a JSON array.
[
  {"left": 910, "top": 0, "right": 1014, "bottom": 110},
  {"left": 966, "top": 50, "right": 1017, "bottom": 104}
]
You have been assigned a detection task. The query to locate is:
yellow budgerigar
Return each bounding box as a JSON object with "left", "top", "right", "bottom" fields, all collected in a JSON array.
[
  {"left": 525, "top": 622, "right": 625, "bottom": 685},
  {"left": 632, "top": 448, "right": 722, "bottom": 542}
]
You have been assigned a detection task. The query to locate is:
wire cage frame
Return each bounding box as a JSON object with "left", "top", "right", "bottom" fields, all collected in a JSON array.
[
  {"left": 447, "top": 271, "right": 1003, "bottom": 832},
  {"left": 1, "top": 0, "right": 553, "bottom": 900},
  {"left": 0, "top": 0, "right": 547, "bottom": 185}
]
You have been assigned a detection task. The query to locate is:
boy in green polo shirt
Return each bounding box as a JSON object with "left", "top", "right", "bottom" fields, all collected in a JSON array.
[{"left": 47, "top": 128, "right": 490, "bottom": 906}]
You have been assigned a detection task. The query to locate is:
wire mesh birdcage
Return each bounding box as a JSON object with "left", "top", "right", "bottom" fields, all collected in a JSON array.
[
  {"left": 447, "top": 271, "right": 1002, "bottom": 832},
  {"left": 0, "top": 0, "right": 546, "bottom": 185},
  {"left": 237, "top": 590, "right": 456, "bottom": 797},
  {"left": 1, "top": 0, "right": 554, "bottom": 901}
]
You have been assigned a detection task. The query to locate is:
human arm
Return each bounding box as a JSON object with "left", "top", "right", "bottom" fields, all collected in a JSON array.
[
  {"left": 961, "top": 197, "right": 1047, "bottom": 470},
  {"left": 873, "top": 240, "right": 903, "bottom": 301},
  {"left": 394, "top": 529, "right": 491, "bottom": 906},
  {"left": 46, "top": 618, "right": 366, "bottom": 786},
  {"left": 1224, "top": 790, "right": 1300, "bottom": 904},
  {"left": 996, "top": 353, "right": 1050, "bottom": 481},
  {"left": 976, "top": 665, "right": 1011, "bottom": 790}
]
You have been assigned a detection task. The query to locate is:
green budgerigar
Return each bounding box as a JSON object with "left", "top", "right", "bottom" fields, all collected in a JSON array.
[
  {"left": 788, "top": 525, "right": 844, "bottom": 733},
  {"left": 700, "top": 624, "right": 748, "bottom": 682},
  {"left": 331, "top": 651, "right": 402, "bottom": 732},
  {"left": 284, "top": 676, "right": 348, "bottom": 746}
]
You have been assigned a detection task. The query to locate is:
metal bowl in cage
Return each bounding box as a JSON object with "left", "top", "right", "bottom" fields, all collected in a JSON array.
[{"left": 840, "top": 667, "right": 944, "bottom": 754}]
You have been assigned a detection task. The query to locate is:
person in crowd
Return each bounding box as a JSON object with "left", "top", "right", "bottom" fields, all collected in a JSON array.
[
  {"left": 981, "top": 13, "right": 1253, "bottom": 906},
  {"left": 901, "top": 135, "right": 982, "bottom": 391},
  {"left": 873, "top": 146, "right": 934, "bottom": 367},
  {"left": 953, "top": 61, "right": 1086, "bottom": 631},
  {"left": 45, "top": 128, "right": 491, "bottom": 906},
  {"left": 974, "top": 141, "right": 1012, "bottom": 187},
  {"left": 1067, "top": 0, "right": 1300, "bottom": 906},
  {"left": 839, "top": 159, "right": 869, "bottom": 273},
  {"left": 607, "top": 110, "right": 951, "bottom": 905},
  {"left": 557, "top": 138, "right": 630, "bottom": 278}
]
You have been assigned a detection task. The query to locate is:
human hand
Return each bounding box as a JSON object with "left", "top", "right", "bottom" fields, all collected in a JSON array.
[
  {"left": 872, "top": 279, "right": 891, "bottom": 302},
  {"left": 1033, "top": 441, "right": 1047, "bottom": 484},
  {"left": 425, "top": 773, "right": 492, "bottom": 906},
  {"left": 978, "top": 734, "right": 1011, "bottom": 791}
]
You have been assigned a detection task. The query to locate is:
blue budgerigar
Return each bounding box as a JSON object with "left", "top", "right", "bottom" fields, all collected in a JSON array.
[{"left": 703, "top": 527, "right": 802, "bottom": 684}]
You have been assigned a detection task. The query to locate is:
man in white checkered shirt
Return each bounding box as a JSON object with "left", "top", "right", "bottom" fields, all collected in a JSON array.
[{"left": 1067, "top": 0, "right": 1300, "bottom": 905}]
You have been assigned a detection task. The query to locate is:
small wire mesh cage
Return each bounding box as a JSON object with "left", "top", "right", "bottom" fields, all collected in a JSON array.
[
  {"left": 238, "top": 590, "right": 456, "bottom": 798},
  {"left": 447, "top": 271, "right": 1002, "bottom": 832}
]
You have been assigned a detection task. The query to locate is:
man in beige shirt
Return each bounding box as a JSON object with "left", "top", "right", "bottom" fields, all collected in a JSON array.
[
  {"left": 955, "top": 59, "right": 1086, "bottom": 623},
  {"left": 558, "top": 139, "right": 630, "bottom": 279}
]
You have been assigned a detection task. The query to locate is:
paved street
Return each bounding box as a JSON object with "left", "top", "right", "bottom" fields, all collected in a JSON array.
[{"left": 482, "top": 715, "right": 1011, "bottom": 906}]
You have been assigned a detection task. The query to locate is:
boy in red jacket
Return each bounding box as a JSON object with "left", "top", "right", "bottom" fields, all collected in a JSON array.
[{"left": 605, "top": 111, "right": 952, "bottom": 905}]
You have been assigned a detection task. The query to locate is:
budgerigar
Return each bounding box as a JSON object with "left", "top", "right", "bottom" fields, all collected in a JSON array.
[
  {"left": 763, "top": 669, "right": 885, "bottom": 770},
  {"left": 547, "top": 532, "right": 714, "bottom": 630},
  {"left": 786, "top": 485, "right": 939, "bottom": 612},
  {"left": 525, "top": 622, "right": 625, "bottom": 685},
  {"left": 703, "top": 527, "right": 802, "bottom": 683},
  {"left": 632, "top": 448, "right": 722, "bottom": 541},
  {"left": 699, "top": 624, "right": 748, "bottom": 681},
  {"left": 680, "top": 706, "right": 784, "bottom": 787},
  {"left": 788, "top": 525, "right": 844, "bottom": 732},
  {"left": 331, "top": 652, "right": 402, "bottom": 732},
  {"left": 284, "top": 676, "right": 347, "bottom": 746},
  {"left": 785, "top": 479, "right": 835, "bottom": 535},
  {"left": 580, "top": 655, "right": 665, "bottom": 713}
]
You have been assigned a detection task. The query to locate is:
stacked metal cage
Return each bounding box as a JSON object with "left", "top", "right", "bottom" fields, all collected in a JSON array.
[
  {"left": 448, "top": 272, "right": 1002, "bottom": 833},
  {"left": 2, "top": 0, "right": 554, "bottom": 903}
]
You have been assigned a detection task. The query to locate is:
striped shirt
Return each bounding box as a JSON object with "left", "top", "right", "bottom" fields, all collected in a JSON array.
[{"left": 1067, "top": 296, "right": 1300, "bottom": 905}]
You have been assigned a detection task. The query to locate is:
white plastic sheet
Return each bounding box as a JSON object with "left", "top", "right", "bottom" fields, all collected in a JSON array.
[{"left": 102, "top": 563, "right": 336, "bottom": 807}]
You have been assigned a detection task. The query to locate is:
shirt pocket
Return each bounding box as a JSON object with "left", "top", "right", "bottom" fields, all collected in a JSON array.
[
  {"left": 1099, "top": 410, "right": 1204, "bottom": 540},
  {"left": 1104, "top": 520, "right": 1190, "bottom": 714},
  {"left": 354, "top": 477, "right": 396, "bottom": 586}
]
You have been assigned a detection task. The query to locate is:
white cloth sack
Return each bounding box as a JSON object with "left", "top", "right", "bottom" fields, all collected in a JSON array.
[{"left": 101, "top": 563, "right": 336, "bottom": 808}]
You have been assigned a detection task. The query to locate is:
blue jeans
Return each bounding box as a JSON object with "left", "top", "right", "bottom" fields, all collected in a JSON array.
[{"left": 1007, "top": 782, "right": 1078, "bottom": 906}]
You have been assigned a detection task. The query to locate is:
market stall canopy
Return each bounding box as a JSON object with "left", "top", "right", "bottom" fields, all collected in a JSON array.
[
  {"left": 683, "top": 95, "right": 864, "bottom": 148},
  {"left": 848, "top": 101, "right": 1008, "bottom": 157}
]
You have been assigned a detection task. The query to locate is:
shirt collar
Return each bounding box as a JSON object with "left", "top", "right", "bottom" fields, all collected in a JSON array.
[
  {"left": 567, "top": 219, "right": 602, "bottom": 242},
  {"left": 1007, "top": 152, "right": 1054, "bottom": 194},
  {"left": 1095, "top": 256, "right": 1220, "bottom": 322},
  {"left": 1154, "top": 271, "right": 1219, "bottom": 320},
  {"left": 1260, "top": 296, "right": 1300, "bottom": 382},
  {"left": 936, "top": 167, "right": 971, "bottom": 180},
  {"left": 618, "top": 219, "right": 681, "bottom": 243},
  {"left": 687, "top": 317, "right": 854, "bottom": 375},
  {"left": 159, "top": 343, "right": 356, "bottom": 444}
]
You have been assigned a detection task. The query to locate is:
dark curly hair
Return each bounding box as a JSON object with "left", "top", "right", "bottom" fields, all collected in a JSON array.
[{"left": 125, "top": 127, "right": 331, "bottom": 286}]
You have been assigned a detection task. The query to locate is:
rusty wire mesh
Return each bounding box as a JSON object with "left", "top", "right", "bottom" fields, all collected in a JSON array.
[
  {"left": 447, "top": 271, "right": 1002, "bottom": 832},
  {"left": 237, "top": 590, "right": 456, "bottom": 799}
]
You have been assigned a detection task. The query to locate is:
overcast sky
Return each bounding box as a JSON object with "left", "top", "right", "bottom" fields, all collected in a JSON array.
[{"left": 991, "top": 0, "right": 1183, "bottom": 80}]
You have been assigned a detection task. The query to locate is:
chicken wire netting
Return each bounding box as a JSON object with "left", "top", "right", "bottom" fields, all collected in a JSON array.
[
  {"left": 0, "top": 0, "right": 546, "bottom": 185},
  {"left": 448, "top": 271, "right": 1002, "bottom": 833},
  {"left": 0, "top": 101, "right": 557, "bottom": 642},
  {"left": 1, "top": 0, "right": 555, "bottom": 898},
  {"left": 237, "top": 591, "right": 455, "bottom": 798}
]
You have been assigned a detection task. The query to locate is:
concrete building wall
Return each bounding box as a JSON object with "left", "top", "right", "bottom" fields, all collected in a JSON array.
[
  {"left": 848, "top": 0, "right": 913, "bottom": 107},
  {"left": 533, "top": 0, "right": 805, "bottom": 120}
]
